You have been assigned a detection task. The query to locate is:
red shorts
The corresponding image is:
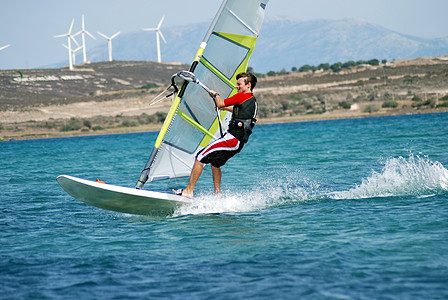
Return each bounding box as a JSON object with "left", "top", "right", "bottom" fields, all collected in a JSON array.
[{"left": 196, "top": 133, "right": 244, "bottom": 168}]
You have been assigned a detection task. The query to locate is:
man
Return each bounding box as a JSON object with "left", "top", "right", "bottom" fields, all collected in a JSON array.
[{"left": 174, "top": 72, "right": 258, "bottom": 197}]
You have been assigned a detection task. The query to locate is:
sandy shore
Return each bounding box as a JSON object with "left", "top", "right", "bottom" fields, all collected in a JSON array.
[{"left": 0, "top": 95, "right": 171, "bottom": 124}]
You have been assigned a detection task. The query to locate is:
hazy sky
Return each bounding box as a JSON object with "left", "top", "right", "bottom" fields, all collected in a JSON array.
[{"left": 1, "top": 0, "right": 448, "bottom": 70}]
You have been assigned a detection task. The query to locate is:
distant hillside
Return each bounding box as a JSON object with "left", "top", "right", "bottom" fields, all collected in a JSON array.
[
  {"left": 2, "top": 56, "right": 448, "bottom": 140},
  {"left": 66, "top": 17, "right": 448, "bottom": 73},
  {"left": 0, "top": 61, "right": 188, "bottom": 107}
]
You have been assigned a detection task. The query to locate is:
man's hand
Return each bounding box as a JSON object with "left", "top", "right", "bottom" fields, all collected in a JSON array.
[
  {"left": 209, "top": 90, "right": 226, "bottom": 108},
  {"left": 209, "top": 90, "right": 219, "bottom": 98}
]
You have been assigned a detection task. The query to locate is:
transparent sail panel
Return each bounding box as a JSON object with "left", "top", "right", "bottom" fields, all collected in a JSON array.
[
  {"left": 147, "top": 144, "right": 194, "bottom": 182},
  {"left": 213, "top": 0, "right": 268, "bottom": 37},
  {"left": 202, "top": 33, "right": 250, "bottom": 79},
  {"left": 194, "top": 62, "right": 234, "bottom": 98},
  {"left": 163, "top": 114, "right": 206, "bottom": 154},
  {"left": 179, "top": 81, "right": 215, "bottom": 130}
]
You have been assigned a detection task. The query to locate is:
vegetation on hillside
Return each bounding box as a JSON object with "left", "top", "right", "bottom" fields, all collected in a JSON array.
[{"left": 250, "top": 58, "right": 387, "bottom": 78}]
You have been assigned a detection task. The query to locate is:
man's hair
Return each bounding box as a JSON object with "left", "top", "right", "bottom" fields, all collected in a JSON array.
[{"left": 236, "top": 72, "right": 257, "bottom": 91}]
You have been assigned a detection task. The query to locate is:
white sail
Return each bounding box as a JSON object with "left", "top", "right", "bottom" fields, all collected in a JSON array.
[{"left": 136, "top": 0, "right": 268, "bottom": 189}]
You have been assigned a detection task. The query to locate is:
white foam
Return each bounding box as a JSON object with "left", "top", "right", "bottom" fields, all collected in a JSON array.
[
  {"left": 332, "top": 154, "right": 448, "bottom": 200},
  {"left": 172, "top": 170, "right": 324, "bottom": 216}
]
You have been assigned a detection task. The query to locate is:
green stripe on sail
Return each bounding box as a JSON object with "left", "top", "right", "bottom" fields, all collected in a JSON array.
[
  {"left": 200, "top": 57, "right": 235, "bottom": 88},
  {"left": 177, "top": 110, "right": 215, "bottom": 139}
]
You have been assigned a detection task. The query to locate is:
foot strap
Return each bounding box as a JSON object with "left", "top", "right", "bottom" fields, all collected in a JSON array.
[{"left": 174, "top": 188, "right": 184, "bottom": 196}]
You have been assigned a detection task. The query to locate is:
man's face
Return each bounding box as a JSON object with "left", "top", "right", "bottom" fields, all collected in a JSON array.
[{"left": 236, "top": 77, "right": 251, "bottom": 93}]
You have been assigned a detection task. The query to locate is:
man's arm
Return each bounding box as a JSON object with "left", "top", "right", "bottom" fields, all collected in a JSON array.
[{"left": 210, "top": 90, "right": 225, "bottom": 108}]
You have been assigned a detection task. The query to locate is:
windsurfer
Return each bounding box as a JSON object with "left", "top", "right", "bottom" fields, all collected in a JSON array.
[{"left": 174, "top": 72, "right": 258, "bottom": 197}]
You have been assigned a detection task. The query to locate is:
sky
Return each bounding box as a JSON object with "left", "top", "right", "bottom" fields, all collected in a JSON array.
[{"left": 1, "top": 0, "right": 448, "bottom": 70}]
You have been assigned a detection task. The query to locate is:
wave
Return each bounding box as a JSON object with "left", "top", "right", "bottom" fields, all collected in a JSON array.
[{"left": 331, "top": 154, "right": 448, "bottom": 200}]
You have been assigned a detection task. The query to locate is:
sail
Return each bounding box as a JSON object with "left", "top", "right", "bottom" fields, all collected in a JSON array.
[{"left": 136, "top": 0, "right": 269, "bottom": 189}]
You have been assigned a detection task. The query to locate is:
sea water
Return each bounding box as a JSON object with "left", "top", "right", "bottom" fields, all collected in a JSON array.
[{"left": 1, "top": 113, "right": 448, "bottom": 299}]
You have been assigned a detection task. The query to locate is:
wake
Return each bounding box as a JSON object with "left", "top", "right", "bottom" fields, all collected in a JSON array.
[{"left": 173, "top": 154, "right": 448, "bottom": 216}]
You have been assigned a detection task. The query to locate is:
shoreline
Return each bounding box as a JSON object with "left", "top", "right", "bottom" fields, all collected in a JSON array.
[{"left": 2, "top": 108, "right": 446, "bottom": 142}]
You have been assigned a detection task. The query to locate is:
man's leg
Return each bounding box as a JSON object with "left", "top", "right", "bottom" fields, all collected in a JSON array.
[
  {"left": 182, "top": 159, "right": 204, "bottom": 197},
  {"left": 211, "top": 165, "right": 222, "bottom": 194}
]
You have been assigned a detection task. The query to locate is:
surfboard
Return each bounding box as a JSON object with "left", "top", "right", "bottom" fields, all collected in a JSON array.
[{"left": 57, "top": 175, "right": 191, "bottom": 215}]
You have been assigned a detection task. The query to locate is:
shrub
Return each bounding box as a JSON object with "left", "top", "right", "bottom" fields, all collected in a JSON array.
[
  {"left": 342, "top": 61, "right": 356, "bottom": 69},
  {"left": 83, "top": 120, "right": 92, "bottom": 129},
  {"left": 155, "top": 112, "right": 166, "bottom": 123},
  {"left": 60, "top": 118, "right": 82, "bottom": 132},
  {"left": 276, "top": 69, "right": 289, "bottom": 75},
  {"left": 317, "top": 63, "right": 330, "bottom": 71},
  {"left": 382, "top": 100, "right": 399, "bottom": 108},
  {"left": 138, "top": 113, "right": 156, "bottom": 124},
  {"left": 363, "top": 104, "right": 379, "bottom": 113},
  {"left": 330, "top": 62, "right": 342, "bottom": 72},
  {"left": 368, "top": 59, "right": 380, "bottom": 66},
  {"left": 43, "top": 121, "right": 56, "bottom": 129},
  {"left": 122, "top": 119, "right": 137, "bottom": 127},
  {"left": 437, "top": 102, "right": 448, "bottom": 108},
  {"left": 422, "top": 99, "right": 436, "bottom": 108},
  {"left": 140, "top": 83, "right": 159, "bottom": 89},
  {"left": 339, "top": 101, "right": 351, "bottom": 109},
  {"left": 258, "top": 106, "right": 269, "bottom": 118},
  {"left": 298, "top": 65, "right": 313, "bottom": 72}
]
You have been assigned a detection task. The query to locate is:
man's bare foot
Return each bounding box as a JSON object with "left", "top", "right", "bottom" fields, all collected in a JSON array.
[{"left": 173, "top": 189, "right": 193, "bottom": 198}]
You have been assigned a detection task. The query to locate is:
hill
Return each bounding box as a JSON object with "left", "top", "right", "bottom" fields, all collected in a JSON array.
[
  {"left": 0, "top": 61, "right": 189, "bottom": 107},
  {"left": 68, "top": 17, "right": 448, "bottom": 73},
  {"left": 1, "top": 56, "right": 448, "bottom": 141}
]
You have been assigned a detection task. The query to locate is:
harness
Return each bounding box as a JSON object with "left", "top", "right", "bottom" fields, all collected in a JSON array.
[{"left": 228, "top": 95, "right": 258, "bottom": 143}]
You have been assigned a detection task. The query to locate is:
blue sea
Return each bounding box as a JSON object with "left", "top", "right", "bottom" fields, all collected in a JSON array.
[{"left": 1, "top": 113, "right": 448, "bottom": 299}]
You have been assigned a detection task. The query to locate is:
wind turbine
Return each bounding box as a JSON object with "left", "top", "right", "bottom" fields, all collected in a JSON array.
[
  {"left": 54, "top": 19, "right": 77, "bottom": 70},
  {"left": 143, "top": 15, "right": 167, "bottom": 63},
  {"left": 97, "top": 31, "right": 120, "bottom": 62},
  {"left": 0, "top": 44, "right": 11, "bottom": 51},
  {"left": 74, "top": 14, "right": 96, "bottom": 64},
  {"left": 63, "top": 43, "right": 83, "bottom": 66}
]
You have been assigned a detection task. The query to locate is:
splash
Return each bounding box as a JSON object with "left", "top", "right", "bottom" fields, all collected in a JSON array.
[
  {"left": 332, "top": 154, "right": 448, "bottom": 200},
  {"left": 173, "top": 170, "right": 325, "bottom": 216}
]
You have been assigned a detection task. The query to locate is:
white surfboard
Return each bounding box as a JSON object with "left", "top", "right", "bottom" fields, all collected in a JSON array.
[{"left": 57, "top": 175, "right": 191, "bottom": 215}]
